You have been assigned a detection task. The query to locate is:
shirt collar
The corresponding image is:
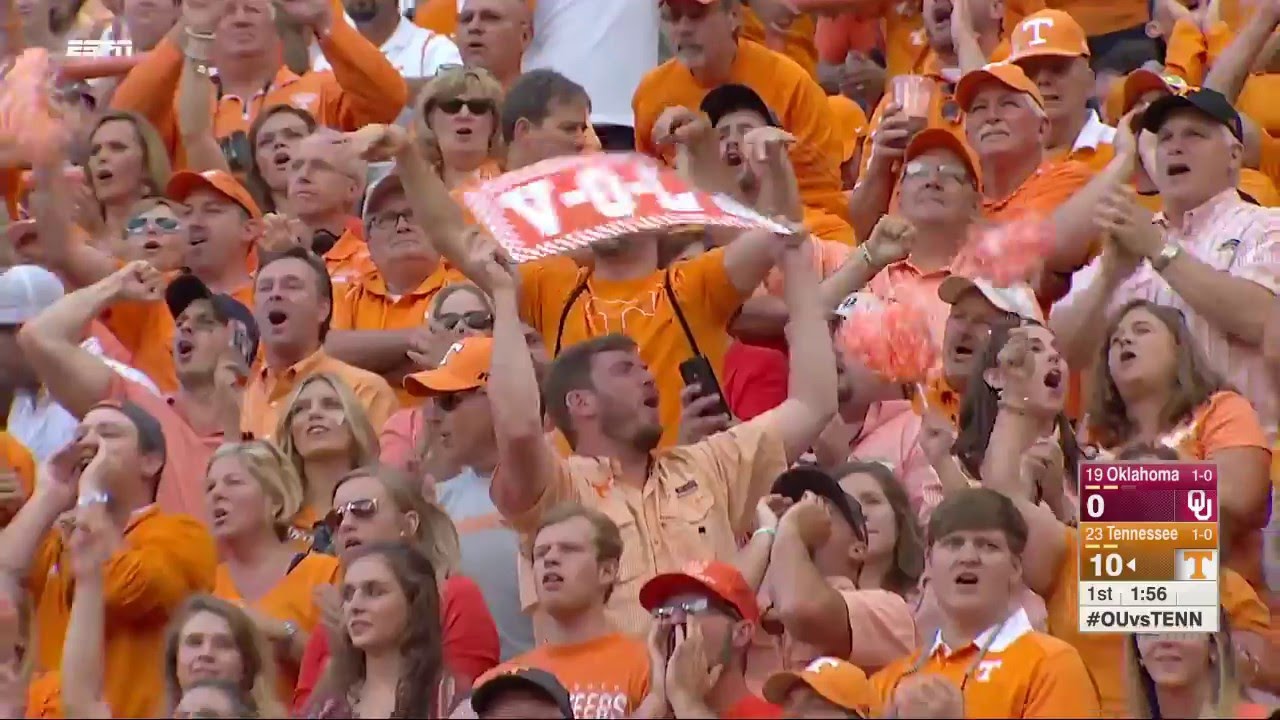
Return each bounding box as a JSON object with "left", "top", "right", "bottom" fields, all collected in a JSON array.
[
  {"left": 1153, "top": 187, "right": 1243, "bottom": 231},
  {"left": 1071, "top": 110, "right": 1117, "bottom": 153},
  {"left": 259, "top": 347, "right": 328, "bottom": 381},
  {"left": 325, "top": 229, "right": 365, "bottom": 261},
  {"left": 928, "top": 607, "right": 1034, "bottom": 657},
  {"left": 383, "top": 17, "right": 419, "bottom": 53},
  {"left": 355, "top": 263, "right": 451, "bottom": 299}
]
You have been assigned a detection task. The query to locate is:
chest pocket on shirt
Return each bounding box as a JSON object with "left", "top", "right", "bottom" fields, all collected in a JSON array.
[
  {"left": 598, "top": 500, "right": 648, "bottom": 583},
  {"left": 658, "top": 485, "right": 718, "bottom": 563}
]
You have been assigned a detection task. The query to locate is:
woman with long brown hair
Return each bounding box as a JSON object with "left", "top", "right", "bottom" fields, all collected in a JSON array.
[
  {"left": 1086, "top": 299, "right": 1270, "bottom": 589},
  {"left": 831, "top": 460, "right": 925, "bottom": 599},
  {"left": 276, "top": 373, "right": 381, "bottom": 545},
  {"left": 306, "top": 542, "right": 454, "bottom": 718},
  {"left": 246, "top": 106, "right": 319, "bottom": 214},
  {"left": 412, "top": 66, "right": 505, "bottom": 190},
  {"left": 79, "top": 110, "right": 172, "bottom": 245},
  {"left": 291, "top": 465, "right": 498, "bottom": 712}
]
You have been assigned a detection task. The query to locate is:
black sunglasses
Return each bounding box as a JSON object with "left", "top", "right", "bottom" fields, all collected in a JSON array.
[
  {"left": 437, "top": 388, "right": 483, "bottom": 412},
  {"left": 436, "top": 311, "right": 493, "bottom": 332},
  {"left": 126, "top": 216, "right": 181, "bottom": 233},
  {"left": 324, "top": 498, "right": 378, "bottom": 529},
  {"left": 435, "top": 98, "right": 495, "bottom": 116}
]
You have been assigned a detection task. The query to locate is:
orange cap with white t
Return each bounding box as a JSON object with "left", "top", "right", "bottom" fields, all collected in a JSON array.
[{"left": 1009, "top": 9, "right": 1090, "bottom": 61}]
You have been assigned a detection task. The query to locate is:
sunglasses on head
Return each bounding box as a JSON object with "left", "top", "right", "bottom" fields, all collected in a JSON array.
[
  {"left": 436, "top": 310, "right": 493, "bottom": 332},
  {"left": 324, "top": 498, "right": 378, "bottom": 529},
  {"left": 652, "top": 596, "right": 740, "bottom": 620},
  {"left": 126, "top": 216, "right": 181, "bottom": 233},
  {"left": 435, "top": 98, "right": 495, "bottom": 116}
]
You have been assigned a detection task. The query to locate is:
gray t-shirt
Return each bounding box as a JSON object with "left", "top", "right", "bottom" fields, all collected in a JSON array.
[{"left": 437, "top": 467, "right": 535, "bottom": 660}]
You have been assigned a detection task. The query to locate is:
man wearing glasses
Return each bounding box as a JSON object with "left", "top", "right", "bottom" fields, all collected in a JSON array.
[{"left": 638, "top": 560, "right": 782, "bottom": 719}]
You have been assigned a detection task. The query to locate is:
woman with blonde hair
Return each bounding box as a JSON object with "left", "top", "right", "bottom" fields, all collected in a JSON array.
[
  {"left": 276, "top": 373, "right": 381, "bottom": 545},
  {"left": 58, "top": 500, "right": 286, "bottom": 718},
  {"left": 1086, "top": 300, "right": 1271, "bottom": 590},
  {"left": 412, "top": 66, "right": 506, "bottom": 189},
  {"left": 1125, "top": 626, "right": 1271, "bottom": 718},
  {"left": 206, "top": 440, "right": 341, "bottom": 699},
  {"left": 291, "top": 465, "right": 498, "bottom": 712},
  {"left": 79, "top": 110, "right": 173, "bottom": 245}
]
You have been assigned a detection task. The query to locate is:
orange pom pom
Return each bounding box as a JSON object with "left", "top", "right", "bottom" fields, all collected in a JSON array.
[
  {"left": 839, "top": 287, "right": 939, "bottom": 383},
  {"left": 0, "top": 48, "right": 67, "bottom": 161},
  {"left": 952, "top": 218, "right": 1054, "bottom": 287}
]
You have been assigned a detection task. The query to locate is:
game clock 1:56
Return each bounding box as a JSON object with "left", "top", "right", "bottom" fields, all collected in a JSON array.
[{"left": 1130, "top": 586, "right": 1168, "bottom": 602}]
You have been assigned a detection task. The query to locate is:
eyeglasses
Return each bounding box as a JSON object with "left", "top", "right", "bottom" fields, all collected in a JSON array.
[
  {"left": 369, "top": 210, "right": 413, "bottom": 229},
  {"left": 435, "top": 98, "right": 495, "bottom": 116},
  {"left": 126, "top": 216, "right": 181, "bottom": 234},
  {"left": 651, "top": 596, "right": 740, "bottom": 620},
  {"left": 902, "top": 160, "right": 970, "bottom": 186},
  {"left": 436, "top": 310, "right": 493, "bottom": 332},
  {"left": 324, "top": 498, "right": 378, "bottom": 529}
]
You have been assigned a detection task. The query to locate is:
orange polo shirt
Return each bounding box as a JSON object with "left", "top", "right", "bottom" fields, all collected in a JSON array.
[
  {"left": 29, "top": 506, "right": 217, "bottom": 719},
  {"left": 330, "top": 263, "right": 468, "bottom": 405},
  {"left": 101, "top": 283, "right": 254, "bottom": 395},
  {"left": 110, "top": 18, "right": 407, "bottom": 170},
  {"left": 517, "top": 249, "right": 745, "bottom": 449},
  {"left": 323, "top": 229, "right": 376, "bottom": 285},
  {"left": 213, "top": 552, "right": 340, "bottom": 700},
  {"left": 240, "top": 348, "right": 399, "bottom": 440},
  {"left": 870, "top": 608, "right": 1101, "bottom": 718},
  {"left": 633, "top": 38, "right": 852, "bottom": 243}
]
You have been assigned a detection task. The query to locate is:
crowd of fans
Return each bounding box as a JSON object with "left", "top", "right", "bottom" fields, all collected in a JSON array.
[{"left": 0, "top": 0, "right": 1278, "bottom": 717}]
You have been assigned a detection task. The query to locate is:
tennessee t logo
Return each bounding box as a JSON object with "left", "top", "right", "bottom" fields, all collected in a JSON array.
[
  {"left": 1182, "top": 550, "right": 1214, "bottom": 579},
  {"left": 1020, "top": 17, "right": 1054, "bottom": 46}
]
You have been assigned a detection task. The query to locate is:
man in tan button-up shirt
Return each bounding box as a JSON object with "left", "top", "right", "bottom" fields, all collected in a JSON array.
[{"left": 476, "top": 228, "right": 839, "bottom": 639}]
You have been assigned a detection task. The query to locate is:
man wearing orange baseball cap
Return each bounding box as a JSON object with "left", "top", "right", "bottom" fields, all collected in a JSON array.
[
  {"left": 762, "top": 656, "right": 875, "bottom": 718},
  {"left": 639, "top": 560, "right": 781, "bottom": 718},
  {"left": 1009, "top": 9, "right": 1117, "bottom": 171},
  {"left": 955, "top": 61, "right": 1099, "bottom": 307},
  {"left": 166, "top": 169, "right": 261, "bottom": 306}
]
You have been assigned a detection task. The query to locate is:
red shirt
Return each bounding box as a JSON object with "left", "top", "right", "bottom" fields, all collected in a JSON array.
[
  {"left": 723, "top": 694, "right": 784, "bottom": 719},
  {"left": 723, "top": 341, "right": 789, "bottom": 421},
  {"left": 292, "top": 575, "right": 499, "bottom": 712}
]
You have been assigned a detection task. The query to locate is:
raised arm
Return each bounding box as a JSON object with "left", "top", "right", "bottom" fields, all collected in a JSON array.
[
  {"left": 769, "top": 495, "right": 854, "bottom": 658},
  {"left": 17, "top": 263, "right": 163, "bottom": 420},
  {"left": 60, "top": 503, "right": 117, "bottom": 720},
  {"left": 176, "top": 33, "right": 231, "bottom": 174},
  {"left": 310, "top": 11, "right": 409, "bottom": 128},
  {"left": 1204, "top": 4, "right": 1280, "bottom": 102}
]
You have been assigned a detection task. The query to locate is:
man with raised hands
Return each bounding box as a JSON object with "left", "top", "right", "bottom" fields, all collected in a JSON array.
[{"left": 111, "top": 0, "right": 407, "bottom": 168}]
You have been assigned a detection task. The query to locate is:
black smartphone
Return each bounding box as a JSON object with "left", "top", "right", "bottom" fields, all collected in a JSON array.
[{"left": 679, "top": 356, "right": 729, "bottom": 418}]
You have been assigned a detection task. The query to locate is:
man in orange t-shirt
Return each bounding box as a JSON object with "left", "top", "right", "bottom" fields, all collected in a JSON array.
[
  {"left": 955, "top": 62, "right": 1098, "bottom": 305},
  {"left": 476, "top": 504, "right": 652, "bottom": 718},
  {"left": 870, "top": 489, "right": 1101, "bottom": 718},
  {"left": 327, "top": 171, "right": 465, "bottom": 404},
  {"left": 636, "top": 0, "right": 851, "bottom": 240},
  {"left": 1008, "top": 10, "right": 1118, "bottom": 172},
  {"left": 112, "top": 0, "right": 407, "bottom": 170}
]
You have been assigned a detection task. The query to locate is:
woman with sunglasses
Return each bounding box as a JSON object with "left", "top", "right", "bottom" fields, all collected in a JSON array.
[
  {"left": 412, "top": 66, "right": 505, "bottom": 190},
  {"left": 380, "top": 284, "right": 495, "bottom": 477},
  {"left": 112, "top": 197, "right": 187, "bottom": 273},
  {"left": 276, "top": 374, "right": 382, "bottom": 546},
  {"left": 206, "top": 441, "right": 341, "bottom": 701},
  {"left": 1085, "top": 300, "right": 1271, "bottom": 589},
  {"left": 293, "top": 465, "right": 498, "bottom": 712},
  {"left": 59, "top": 500, "right": 285, "bottom": 718},
  {"left": 306, "top": 542, "right": 458, "bottom": 718}
]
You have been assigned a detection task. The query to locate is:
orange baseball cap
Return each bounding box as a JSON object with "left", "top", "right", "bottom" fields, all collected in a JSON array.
[
  {"left": 639, "top": 560, "right": 760, "bottom": 623},
  {"left": 1121, "top": 68, "right": 1191, "bottom": 114},
  {"left": 403, "top": 336, "right": 493, "bottom": 397},
  {"left": 903, "top": 128, "right": 983, "bottom": 192},
  {"left": 166, "top": 169, "right": 263, "bottom": 219},
  {"left": 762, "top": 657, "right": 876, "bottom": 717},
  {"left": 827, "top": 95, "right": 868, "bottom": 164},
  {"left": 1009, "top": 9, "right": 1090, "bottom": 61},
  {"left": 955, "top": 62, "right": 1045, "bottom": 113}
]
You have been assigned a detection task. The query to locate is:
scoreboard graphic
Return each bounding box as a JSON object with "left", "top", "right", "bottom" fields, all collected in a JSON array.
[{"left": 1076, "top": 462, "right": 1219, "bottom": 634}]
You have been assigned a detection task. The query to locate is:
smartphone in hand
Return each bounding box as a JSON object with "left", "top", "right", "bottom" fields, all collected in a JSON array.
[{"left": 679, "top": 356, "right": 729, "bottom": 417}]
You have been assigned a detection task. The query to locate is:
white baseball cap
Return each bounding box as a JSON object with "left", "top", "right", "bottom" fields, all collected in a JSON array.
[
  {"left": 0, "top": 265, "right": 64, "bottom": 325},
  {"left": 938, "top": 275, "right": 1043, "bottom": 323}
]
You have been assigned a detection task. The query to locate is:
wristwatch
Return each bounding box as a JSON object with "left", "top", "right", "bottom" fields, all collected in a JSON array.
[
  {"left": 1150, "top": 242, "right": 1182, "bottom": 273},
  {"left": 77, "top": 491, "right": 110, "bottom": 508}
]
